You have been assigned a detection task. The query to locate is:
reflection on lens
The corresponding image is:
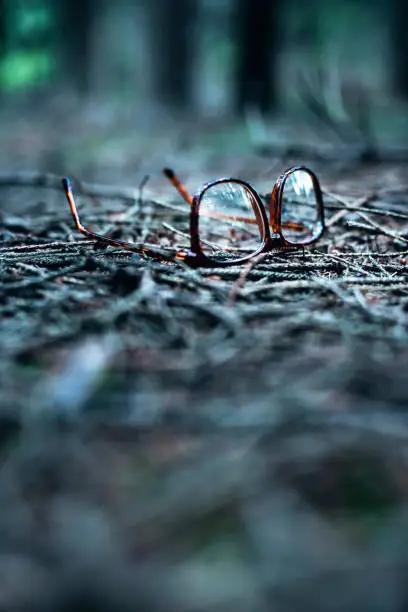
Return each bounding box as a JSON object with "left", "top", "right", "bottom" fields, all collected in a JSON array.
[
  {"left": 199, "top": 181, "right": 262, "bottom": 262},
  {"left": 281, "top": 169, "right": 320, "bottom": 244}
]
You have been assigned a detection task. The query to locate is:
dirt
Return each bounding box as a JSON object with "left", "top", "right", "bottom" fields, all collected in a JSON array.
[{"left": 1, "top": 127, "right": 408, "bottom": 610}]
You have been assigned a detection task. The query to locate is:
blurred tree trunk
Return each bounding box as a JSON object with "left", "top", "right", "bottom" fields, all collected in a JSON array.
[
  {"left": 58, "top": 0, "right": 93, "bottom": 93},
  {"left": 150, "top": 0, "right": 196, "bottom": 110},
  {"left": 392, "top": 0, "right": 408, "bottom": 98},
  {"left": 234, "top": 0, "right": 279, "bottom": 115},
  {"left": 0, "top": 0, "right": 5, "bottom": 58},
  {"left": 88, "top": 0, "right": 141, "bottom": 102},
  {"left": 0, "top": 0, "right": 8, "bottom": 96}
]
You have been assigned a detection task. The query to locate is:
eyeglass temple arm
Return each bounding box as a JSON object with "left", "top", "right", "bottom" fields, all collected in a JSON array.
[
  {"left": 163, "top": 168, "right": 193, "bottom": 205},
  {"left": 62, "top": 177, "right": 84, "bottom": 231},
  {"left": 62, "top": 178, "right": 186, "bottom": 263}
]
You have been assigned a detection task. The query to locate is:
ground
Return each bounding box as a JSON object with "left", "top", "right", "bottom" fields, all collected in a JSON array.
[{"left": 1, "top": 112, "right": 408, "bottom": 610}]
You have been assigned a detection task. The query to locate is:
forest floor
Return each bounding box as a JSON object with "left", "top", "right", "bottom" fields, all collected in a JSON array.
[{"left": 2, "top": 113, "right": 408, "bottom": 610}]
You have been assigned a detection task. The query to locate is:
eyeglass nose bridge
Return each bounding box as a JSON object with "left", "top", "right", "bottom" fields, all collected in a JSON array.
[{"left": 263, "top": 233, "right": 286, "bottom": 251}]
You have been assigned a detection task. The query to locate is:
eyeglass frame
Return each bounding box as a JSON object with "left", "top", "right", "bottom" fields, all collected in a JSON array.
[{"left": 61, "top": 165, "right": 325, "bottom": 268}]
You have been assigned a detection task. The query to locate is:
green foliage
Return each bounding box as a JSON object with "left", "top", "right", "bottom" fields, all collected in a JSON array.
[
  {"left": 15, "top": 5, "right": 51, "bottom": 38},
  {"left": 0, "top": 1, "right": 54, "bottom": 90},
  {"left": 0, "top": 50, "right": 53, "bottom": 91}
]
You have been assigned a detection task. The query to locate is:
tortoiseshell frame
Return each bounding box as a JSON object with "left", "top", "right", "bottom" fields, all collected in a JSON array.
[{"left": 61, "top": 166, "right": 325, "bottom": 268}]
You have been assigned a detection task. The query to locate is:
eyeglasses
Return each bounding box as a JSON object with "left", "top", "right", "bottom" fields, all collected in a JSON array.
[{"left": 61, "top": 166, "right": 325, "bottom": 268}]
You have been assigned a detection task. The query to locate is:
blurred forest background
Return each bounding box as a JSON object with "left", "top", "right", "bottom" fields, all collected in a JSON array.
[{"left": 0, "top": 0, "right": 408, "bottom": 181}]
